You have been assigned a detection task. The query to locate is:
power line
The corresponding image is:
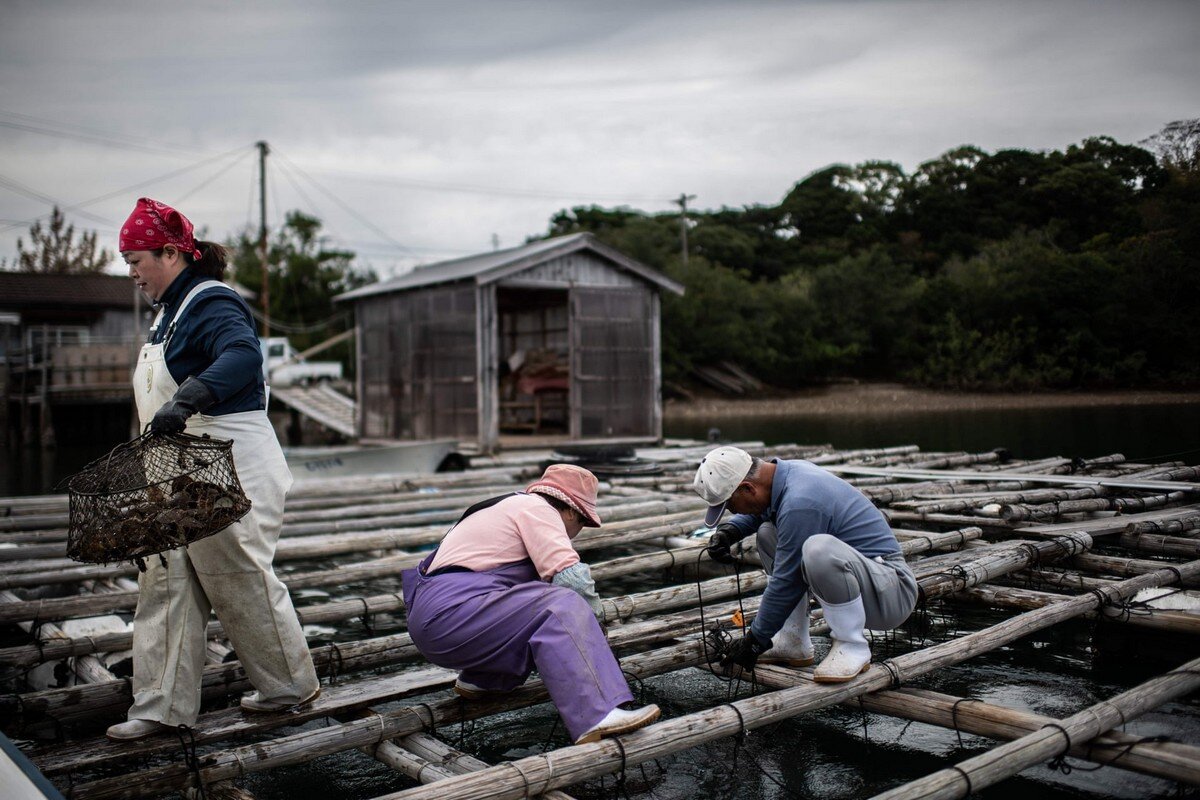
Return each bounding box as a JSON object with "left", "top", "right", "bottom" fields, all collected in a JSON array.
[
  {"left": 246, "top": 305, "right": 350, "bottom": 334},
  {"left": 273, "top": 150, "right": 419, "bottom": 258},
  {"left": 0, "top": 144, "right": 254, "bottom": 235},
  {"left": 0, "top": 173, "right": 114, "bottom": 226},
  {"left": 274, "top": 158, "right": 324, "bottom": 223},
  {"left": 272, "top": 158, "right": 388, "bottom": 263},
  {"left": 0, "top": 108, "right": 211, "bottom": 158},
  {"left": 173, "top": 149, "right": 255, "bottom": 206}
]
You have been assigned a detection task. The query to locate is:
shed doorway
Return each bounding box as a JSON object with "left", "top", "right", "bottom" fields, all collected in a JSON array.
[{"left": 497, "top": 287, "right": 570, "bottom": 436}]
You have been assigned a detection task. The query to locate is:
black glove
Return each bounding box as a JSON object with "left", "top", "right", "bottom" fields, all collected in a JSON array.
[
  {"left": 719, "top": 629, "right": 772, "bottom": 676},
  {"left": 150, "top": 377, "right": 217, "bottom": 434},
  {"left": 706, "top": 523, "right": 743, "bottom": 564}
]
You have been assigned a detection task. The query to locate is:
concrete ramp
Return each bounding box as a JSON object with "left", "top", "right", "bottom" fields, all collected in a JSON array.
[{"left": 271, "top": 384, "right": 356, "bottom": 438}]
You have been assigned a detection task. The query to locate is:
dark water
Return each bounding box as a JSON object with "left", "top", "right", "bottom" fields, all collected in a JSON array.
[
  {"left": 664, "top": 401, "right": 1200, "bottom": 464},
  {"left": 5, "top": 401, "right": 1199, "bottom": 497},
  {"left": 8, "top": 401, "right": 1200, "bottom": 798},
  {"left": 233, "top": 606, "right": 1200, "bottom": 800}
]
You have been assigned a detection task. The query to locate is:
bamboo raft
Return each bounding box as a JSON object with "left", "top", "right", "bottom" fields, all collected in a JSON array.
[{"left": 2, "top": 440, "right": 1199, "bottom": 799}]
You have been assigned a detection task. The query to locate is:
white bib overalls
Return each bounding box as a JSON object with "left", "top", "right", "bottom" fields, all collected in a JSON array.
[{"left": 127, "top": 281, "right": 318, "bottom": 726}]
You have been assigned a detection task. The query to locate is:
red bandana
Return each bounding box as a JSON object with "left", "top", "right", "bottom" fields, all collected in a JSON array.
[{"left": 118, "top": 197, "right": 202, "bottom": 259}]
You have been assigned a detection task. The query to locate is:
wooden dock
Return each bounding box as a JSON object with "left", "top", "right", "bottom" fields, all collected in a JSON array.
[{"left": 1, "top": 440, "right": 1198, "bottom": 799}]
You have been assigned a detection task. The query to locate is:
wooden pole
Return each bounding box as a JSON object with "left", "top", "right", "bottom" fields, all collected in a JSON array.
[
  {"left": 948, "top": 583, "right": 1200, "bottom": 635},
  {"left": 357, "top": 561, "right": 1200, "bottom": 800},
  {"left": 744, "top": 669, "right": 1200, "bottom": 786},
  {"left": 870, "top": 657, "right": 1200, "bottom": 799},
  {"left": 58, "top": 642, "right": 708, "bottom": 799},
  {"left": 257, "top": 140, "right": 270, "bottom": 338}
]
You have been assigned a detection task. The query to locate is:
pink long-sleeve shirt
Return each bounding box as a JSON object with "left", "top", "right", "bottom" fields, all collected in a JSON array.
[{"left": 425, "top": 493, "right": 580, "bottom": 580}]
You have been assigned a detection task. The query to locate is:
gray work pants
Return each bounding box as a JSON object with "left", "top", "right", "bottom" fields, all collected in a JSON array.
[{"left": 756, "top": 523, "right": 918, "bottom": 630}]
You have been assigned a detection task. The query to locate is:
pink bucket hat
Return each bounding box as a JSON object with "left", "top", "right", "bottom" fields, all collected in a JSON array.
[{"left": 526, "top": 464, "right": 602, "bottom": 527}]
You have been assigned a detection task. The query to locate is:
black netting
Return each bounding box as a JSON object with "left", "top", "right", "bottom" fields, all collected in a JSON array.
[{"left": 66, "top": 431, "right": 251, "bottom": 567}]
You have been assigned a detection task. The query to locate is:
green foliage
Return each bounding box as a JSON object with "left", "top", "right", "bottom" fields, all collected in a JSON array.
[
  {"left": 6, "top": 207, "right": 111, "bottom": 273},
  {"left": 228, "top": 211, "right": 375, "bottom": 371},
  {"left": 543, "top": 121, "right": 1198, "bottom": 390}
]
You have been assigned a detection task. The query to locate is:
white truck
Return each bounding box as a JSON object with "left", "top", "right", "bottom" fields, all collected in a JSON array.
[{"left": 259, "top": 337, "right": 343, "bottom": 386}]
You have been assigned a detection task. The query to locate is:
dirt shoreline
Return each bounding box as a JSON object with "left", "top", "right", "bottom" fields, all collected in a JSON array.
[{"left": 663, "top": 382, "right": 1200, "bottom": 419}]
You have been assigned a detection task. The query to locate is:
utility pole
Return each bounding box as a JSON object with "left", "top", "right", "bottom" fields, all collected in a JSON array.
[
  {"left": 257, "top": 140, "right": 270, "bottom": 337},
  {"left": 673, "top": 193, "right": 696, "bottom": 265}
]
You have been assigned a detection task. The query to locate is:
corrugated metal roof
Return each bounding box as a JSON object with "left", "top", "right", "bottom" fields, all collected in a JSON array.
[
  {"left": 0, "top": 271, "right": 137, "bottom": 309},
  {"left": 335, "top": 232, "right": 683, "bottom": 302}
]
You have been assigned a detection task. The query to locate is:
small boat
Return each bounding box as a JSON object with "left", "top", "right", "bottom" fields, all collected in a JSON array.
[
  {"left": 1, "top": 731, "right": 65, "bottom": 799},
  {"left": 284, "top": 439, "right": 459, "bottom": 479}
]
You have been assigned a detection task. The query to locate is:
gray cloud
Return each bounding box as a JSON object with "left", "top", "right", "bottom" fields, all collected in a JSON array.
[{"left": 1, "top": 0, "right": 1197, "bottom": 276}]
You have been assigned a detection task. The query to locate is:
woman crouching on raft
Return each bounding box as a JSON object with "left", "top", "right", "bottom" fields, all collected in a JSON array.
[
  {"left": 107, "top": 198, "right": 319, "bottom": 741},
  {"left": 402, "top": 464, "right": 661, "bottom": 744}
]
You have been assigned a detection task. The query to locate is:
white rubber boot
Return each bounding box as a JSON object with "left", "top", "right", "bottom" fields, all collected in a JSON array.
[
  {"left": 813, "top": 595, "right": 871, "bottom": 683},
  {"left": 106, "top": 718, "right": 167, "bottom": 741},
  {"left": 575, "top": 704, "right": 662, "bottom": 744},
  {"left": 759, "top": 596, "right": 815, "bottom": 667}
]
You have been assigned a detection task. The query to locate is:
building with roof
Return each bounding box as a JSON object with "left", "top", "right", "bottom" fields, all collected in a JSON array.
[
  {"left": 336, "top": 233, "right": 684, "bottom": 452},
  {"left": 0, "top": 271, "right": 143, "bottom": 349},
  {"left": 0, "top": 271, "right": 146, "bottom": 445}
]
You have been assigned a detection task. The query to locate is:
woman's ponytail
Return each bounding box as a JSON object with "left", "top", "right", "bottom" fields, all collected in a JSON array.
[{"left": 188, "top": 241, "right": 228, "bottom": 280}]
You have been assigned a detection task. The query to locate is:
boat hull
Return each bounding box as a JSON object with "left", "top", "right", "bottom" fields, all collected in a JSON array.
[{"left": 285, "top": 440, "right": 458, "bottom": 479}]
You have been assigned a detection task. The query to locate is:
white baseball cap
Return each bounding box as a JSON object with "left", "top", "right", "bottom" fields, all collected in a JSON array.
[{"left": 692, "top": 446, "right": 753, "bottom": 527}]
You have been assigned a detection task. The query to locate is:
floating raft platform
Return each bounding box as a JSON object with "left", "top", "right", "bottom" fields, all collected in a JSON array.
[{"left": 1, "top": 440, "right": 1199, "bottom": 799}]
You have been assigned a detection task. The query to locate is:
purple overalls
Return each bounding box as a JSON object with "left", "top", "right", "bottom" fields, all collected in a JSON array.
[{"left": 402, "top": 551, "right": 633, "bottom": 741}]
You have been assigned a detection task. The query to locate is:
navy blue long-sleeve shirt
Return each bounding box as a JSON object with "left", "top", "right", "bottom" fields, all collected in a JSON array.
[
  {"left": 724, "top": 459, "right": 900, "bottom": 641},
  {"left": 149, "top": 268, "right": 265, "bottom": 414}
]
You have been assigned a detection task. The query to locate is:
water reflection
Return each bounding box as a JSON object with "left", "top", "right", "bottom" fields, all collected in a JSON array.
[{"left": 665, "top": 403, "right": 1200, "bottom": 464}]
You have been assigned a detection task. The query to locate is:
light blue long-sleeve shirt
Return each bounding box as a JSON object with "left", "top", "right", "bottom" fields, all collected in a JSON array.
[{"left": 724, "top": 459, "right": 899, "bottom": 641}]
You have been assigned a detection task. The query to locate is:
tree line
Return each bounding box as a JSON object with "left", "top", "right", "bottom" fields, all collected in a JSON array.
[
  {"left": 8, "top": 120, "right": 1196, "bottom": 391},
  {"left": 545, "top": 120, "right": 1199, "bottom": 390}
]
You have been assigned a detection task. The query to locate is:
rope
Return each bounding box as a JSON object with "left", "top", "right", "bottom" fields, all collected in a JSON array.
[
  {"left": 540, "top": 716, "right": 563, "bottom": 750},
  {"left": 610, "top": 736, "right": 631, "bottom": 800},
  {"left": 725, "top": 703, "right": 748, "bottom": 773},
  {"left": 504, "top": 760, "right": 534, "bottom": 799},
  {"left": 878, "top": 659, "right": 904, "bottom": 689},
  {"left": 1086, "top": 586, "right": 1119, "bottom": 609},
  {"left": 694, "top": 550, "right": 728, "bottom": 671},
  {"left": 949, "top": 765, "right": 974, "bottom": 798},
  {"left": 660, "top": 547, "right": 677, "bottom": 586},
  {"left": 1102, "top": 586, "right": 1185, "bottom": 622},
  {"left": 857, "top": 696, "right": 871, "bottom": 745},
  {"left": 355, "top": 597, "right": 375, "bottom": 634},
  {"left": 1015, "top": 542, "right": 1043, "bottom": 570},
  {"left": 1084, "top": 734, "right": 1173, "bottom": 768},
  {"left": 720, "top": 703, "right": 803, "bottom": 798},
  {"left": 950, "top": 698, "right": 981, "bottom": 749},
  {"left": 1040, "top": 722, "right": 1076, "bottom": 773},
  {"left": 174, "top": 724, "right": 206, "bottom": 800},
  {"left": 412, "top": 702, "right": 437, "bottom": 736},
  {"left": 455, "top": 696, "right": 476, "bottom": 749},
  {"left": 621, "top": 669, "right": 649, "bottom": 704},
  {"left": 325, "top": 642, "right": 345, "bottom": 686},
  {"left": 929, "top": 564, "right": 973, "bottom": 593}
]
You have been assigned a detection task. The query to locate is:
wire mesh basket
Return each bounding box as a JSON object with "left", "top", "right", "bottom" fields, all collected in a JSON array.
[{"left": 66, "top": 431, "right": 252, "bottom": 568}]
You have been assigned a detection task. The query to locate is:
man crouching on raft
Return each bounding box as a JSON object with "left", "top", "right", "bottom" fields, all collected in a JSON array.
[
  {"left": 402, "top": 464, "right": 660, "bottom": 744},
  {"left": 693, "top": 447, "right": 917, "bottom": 681}
]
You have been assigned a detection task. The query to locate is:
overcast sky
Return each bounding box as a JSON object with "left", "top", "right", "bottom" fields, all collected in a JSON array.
[{"left": 1, "top": 0, "right": 1197, "bottom": 277}]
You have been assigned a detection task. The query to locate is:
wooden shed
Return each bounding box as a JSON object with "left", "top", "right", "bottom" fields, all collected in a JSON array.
[{"left": 335, "top": 233, "right": 684, "bottom": 452}]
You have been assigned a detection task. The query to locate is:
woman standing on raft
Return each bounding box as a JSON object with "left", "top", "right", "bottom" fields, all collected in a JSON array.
[
  {"left": 402, "top": 464, "right": 661, "bottom": 744},
  {"left": 107, "top": 198, "right": 319, "bottom": 741}
]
